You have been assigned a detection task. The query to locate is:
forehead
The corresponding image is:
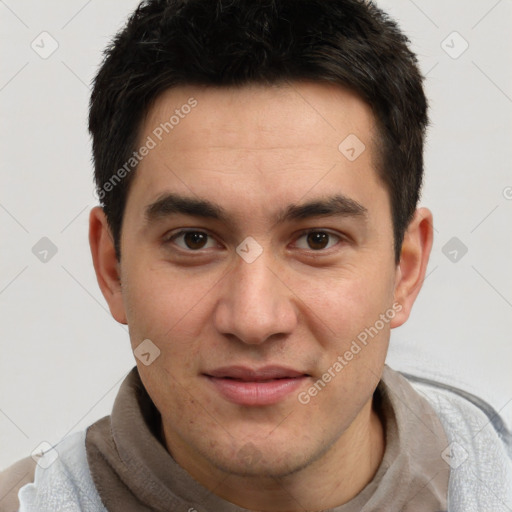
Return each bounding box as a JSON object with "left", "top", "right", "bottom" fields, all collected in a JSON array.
[
  {"left": 142, "top": 81, "right": 376, "bottom": 154},
  {"left": 126, "top": 82, "right": 387, "bottom": 225}
]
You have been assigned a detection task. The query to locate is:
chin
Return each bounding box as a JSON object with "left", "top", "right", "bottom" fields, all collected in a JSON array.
[{"left": 201, "top": 439, "right": 320, "bottom": 479}]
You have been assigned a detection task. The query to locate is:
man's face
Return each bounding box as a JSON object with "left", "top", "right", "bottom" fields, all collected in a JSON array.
[{"left": 115, "top": 82, "right": 400, "bottom": 477}]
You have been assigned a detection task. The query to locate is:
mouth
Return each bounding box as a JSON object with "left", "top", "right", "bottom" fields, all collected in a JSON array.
[{"left": 203, "top": 366, "right": 311, "bottom": 406}]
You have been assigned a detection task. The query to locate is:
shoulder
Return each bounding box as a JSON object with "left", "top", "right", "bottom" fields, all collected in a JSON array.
[
  {"left": 1, "top": 431, "right": 106, "bottom": 512},
  {"left": 404, "top": 372, "right": 512, "bottom": 512},
  {"left": 0, "top": 456, "right": 37, "bottom": 512}
]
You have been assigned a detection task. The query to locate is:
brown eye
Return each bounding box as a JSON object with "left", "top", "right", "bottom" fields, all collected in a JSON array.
[
  {"left": 169, "top": 230, "right": 217, "bottom": 251},
  {"left": 295, "top": 230, "right": 341, "bottom": 251},
  {"left": 183, "top": 232, "right": 208, "bottom": 249},
  {"left": 307, "top": 232, "right": 330, "bottom": 250}
]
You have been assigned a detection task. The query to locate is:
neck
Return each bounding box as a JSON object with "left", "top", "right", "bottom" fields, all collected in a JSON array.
[{"left": 163, "top": 399, "right": 385, "bottom": 511}]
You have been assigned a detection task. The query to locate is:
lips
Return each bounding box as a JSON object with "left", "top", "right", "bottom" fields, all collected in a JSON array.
[
  {"left": 204, "top": 366, "right": 310, "bottom": 406},
  {"left": 206, "top": 365, "right": 307, "bottom": 381}
]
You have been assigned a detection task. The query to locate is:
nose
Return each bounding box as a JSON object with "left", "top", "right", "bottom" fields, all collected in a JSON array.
[{"left": 213, "top": 252, "right": 298, "bottom": 345}]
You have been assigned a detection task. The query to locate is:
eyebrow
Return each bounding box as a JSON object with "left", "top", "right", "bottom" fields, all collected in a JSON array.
[{"left": 144, "top": 192, "right": 368, "bottom": 226}]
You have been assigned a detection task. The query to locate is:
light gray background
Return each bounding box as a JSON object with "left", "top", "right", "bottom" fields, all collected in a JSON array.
[{"left": 1, "top": 0, "right": 511, "bottom": 470}]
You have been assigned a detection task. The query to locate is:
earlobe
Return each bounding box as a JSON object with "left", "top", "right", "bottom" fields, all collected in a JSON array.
[
  {"left": 89, "top": 206, "right": 128, "bottom": 324},
  {"left": 390, "top": 207, "right": 434, "bottom": 328}
]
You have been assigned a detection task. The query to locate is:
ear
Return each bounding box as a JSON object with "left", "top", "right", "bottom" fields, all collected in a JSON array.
[
  {"left": 89, "top": 206, "right": 127, "bottom": 324},
  {"left": 390, "top": 207, "right": 433, "bottom": 328}
]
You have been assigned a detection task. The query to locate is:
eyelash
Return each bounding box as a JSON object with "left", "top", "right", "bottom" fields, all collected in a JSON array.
[{"left": 163, "top": 228, "right": 345, "bottom": 253}]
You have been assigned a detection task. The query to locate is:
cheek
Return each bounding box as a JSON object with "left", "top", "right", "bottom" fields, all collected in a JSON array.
[
  {"left": 122, "top": 263, "right": 223, "bottom": 371},
  {"left": 292, "top": 264, "right": 393, "bottom": 397},
  {"left": 294, "top": 261, "right": 395, "bottom": 338},
  {"left": 125, "top": 263, "right": 198, "bottom": 331}
]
